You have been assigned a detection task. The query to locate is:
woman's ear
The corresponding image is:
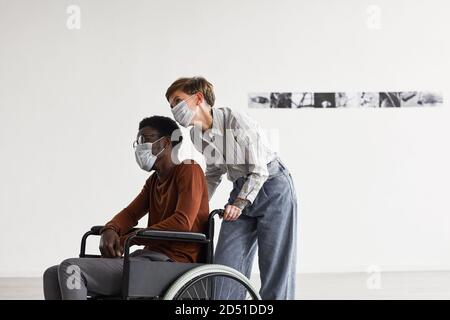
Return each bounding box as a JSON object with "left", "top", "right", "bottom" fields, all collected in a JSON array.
[{"left": 196, "top": 91, "right": 205, "bottom": 105}]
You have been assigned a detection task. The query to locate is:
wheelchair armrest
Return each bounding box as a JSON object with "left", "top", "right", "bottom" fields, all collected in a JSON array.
[
  {"left": 135, "top": 229, "right": 208, "bottom": 242},
  {"left": 80, "top": 226, "right": 142, "bottom": 258},
  {"left": 123, "top": 229, "right": 209, "bottom": 263},
  {"left": 89, "top": 226, "right": 141, "bottom": 236}
]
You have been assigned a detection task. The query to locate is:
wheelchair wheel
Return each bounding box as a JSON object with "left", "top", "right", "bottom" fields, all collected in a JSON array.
[{"left": 163, "top": 264, "right": 261, "bottom": 300}]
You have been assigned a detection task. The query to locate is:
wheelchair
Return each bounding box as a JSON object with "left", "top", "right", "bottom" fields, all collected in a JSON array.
[{"left": 79, "top": 209, "right": 261, "bottom": 300}]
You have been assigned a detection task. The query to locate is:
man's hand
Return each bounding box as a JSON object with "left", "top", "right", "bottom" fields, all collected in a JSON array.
[{"left": 99, "top": 229, "right": 123, "bottom": 258}]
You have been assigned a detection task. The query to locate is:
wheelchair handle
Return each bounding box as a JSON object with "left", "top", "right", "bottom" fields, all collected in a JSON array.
[{"left": 211, "top": 209, "right": 224, "bottom": 218}]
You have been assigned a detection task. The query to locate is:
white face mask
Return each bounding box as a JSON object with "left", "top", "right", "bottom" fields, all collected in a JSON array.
[
  {"left": 134, "top": 136, "right": 165, "bottom": 172},
  {"left": 171, "top": 95, "right": 198, "bottom": 127}
]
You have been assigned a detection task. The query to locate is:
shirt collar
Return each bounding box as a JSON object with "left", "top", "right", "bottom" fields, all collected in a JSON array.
[{"left": 189, "top": 107, "right": 224, "bottom": 144}]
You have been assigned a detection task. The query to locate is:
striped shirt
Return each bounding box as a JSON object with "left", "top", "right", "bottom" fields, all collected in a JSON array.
[{"left": 190, "top": 107, "right": 277, "bottom": 204}]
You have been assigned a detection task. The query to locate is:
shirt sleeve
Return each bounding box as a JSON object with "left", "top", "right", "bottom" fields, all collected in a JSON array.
[
  {"left": 150, "top": 164, "right": 206, "bottom": 232},
  {"left": 232, "top": 112, "right": 270, "bottom": 205},
  {"left": 101, "top": 179, "right": 151, "bottom": 236}
]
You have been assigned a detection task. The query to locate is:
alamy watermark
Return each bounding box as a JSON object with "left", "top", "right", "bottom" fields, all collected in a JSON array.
[
  {"left": 66, "top": 5, "right": 81, "bottom": 30},
  {"left": 366, "top": 265, "right": 382, "bottom": 290}
]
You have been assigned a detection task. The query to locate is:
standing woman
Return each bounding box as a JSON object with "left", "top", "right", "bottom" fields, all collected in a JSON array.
[{"left": 166, "top": 77, "right": 298, "bottom": 300}]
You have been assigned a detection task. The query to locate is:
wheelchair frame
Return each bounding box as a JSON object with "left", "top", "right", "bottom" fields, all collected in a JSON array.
[{"left": 79, "top": 209, "right": 260, "bottom": 300}]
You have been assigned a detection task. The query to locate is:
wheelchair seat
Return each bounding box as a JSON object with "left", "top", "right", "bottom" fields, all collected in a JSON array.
[
  {"left": 81, "top": 209, "right": 261, "bottom": 300},
  {"left": 80, "top": 209, "right": 223, "bottom": 300}
]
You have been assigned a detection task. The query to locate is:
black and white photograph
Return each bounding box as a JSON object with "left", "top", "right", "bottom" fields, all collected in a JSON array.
[
  {"left": 249, "top": 91, "right": 443, "bottom": 108},
  {"left": 248, "top": 92, "right": 270, "bottom": 108},
  {"left": 379, "top": 91, "right": 443, "bottom": 107},
  {"left": 270, "top": 92, "right": 293, "bottom": 108},
  {"left": 292, "top": 92, "right": 314, "bottom": 108},
  {"left": 313, "top": 93, "right": 336, "bottom": 108}
]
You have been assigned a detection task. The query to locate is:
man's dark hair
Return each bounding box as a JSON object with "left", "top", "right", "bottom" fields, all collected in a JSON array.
[{"left": 138, "top": 116, "right": 183, "bottom": 147}]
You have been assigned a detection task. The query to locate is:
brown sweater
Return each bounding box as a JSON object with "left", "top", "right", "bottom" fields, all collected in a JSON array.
[{"left": 103, "top": 161, "right": 209, "bottom": 263}]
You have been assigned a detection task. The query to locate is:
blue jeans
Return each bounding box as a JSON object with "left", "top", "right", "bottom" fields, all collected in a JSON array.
[{"left": 214, "top": 158, "right": 298, "bottom": 299}]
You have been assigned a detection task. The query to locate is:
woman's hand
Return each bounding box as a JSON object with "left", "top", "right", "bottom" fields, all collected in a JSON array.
[
  {"left": 223, "top": 198, "right": 250, "bottom": 221},
  {"left": 223, "top": 204, "right": 242, "bottom": 221},
  {"left": 99, "top": 229, "right": 123, "bottom": 258}
]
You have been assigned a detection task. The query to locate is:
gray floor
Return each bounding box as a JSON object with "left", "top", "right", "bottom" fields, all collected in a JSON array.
[{"left": 1, "top": 271, "right": 450, "bottom": 300}]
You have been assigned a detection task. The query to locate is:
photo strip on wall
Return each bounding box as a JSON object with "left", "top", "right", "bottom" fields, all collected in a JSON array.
[{"left": 248, "top": 92, "right": 443, "bottom": 108}]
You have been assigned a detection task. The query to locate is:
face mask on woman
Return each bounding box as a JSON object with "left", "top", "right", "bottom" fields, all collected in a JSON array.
[
  {"left": 134, "top": 136, "right": 165, "bottom": 172},
  {"left": 171, "top": 95, "right": 198, "bottom": 127}
]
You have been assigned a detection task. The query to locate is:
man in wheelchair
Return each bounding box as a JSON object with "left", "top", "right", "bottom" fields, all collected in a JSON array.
[{"left": 43, "top": 116, "right": 210, "bottom": 300}]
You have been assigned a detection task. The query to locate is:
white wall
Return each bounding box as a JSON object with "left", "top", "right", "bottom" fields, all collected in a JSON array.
[{"left": 1, "top": 0, "right": 449, "bottom": 277}]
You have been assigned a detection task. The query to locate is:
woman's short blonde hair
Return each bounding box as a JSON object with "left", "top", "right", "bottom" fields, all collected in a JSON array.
[{"left": 165, "top": 76, "right": 215, "bottom": 107}]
